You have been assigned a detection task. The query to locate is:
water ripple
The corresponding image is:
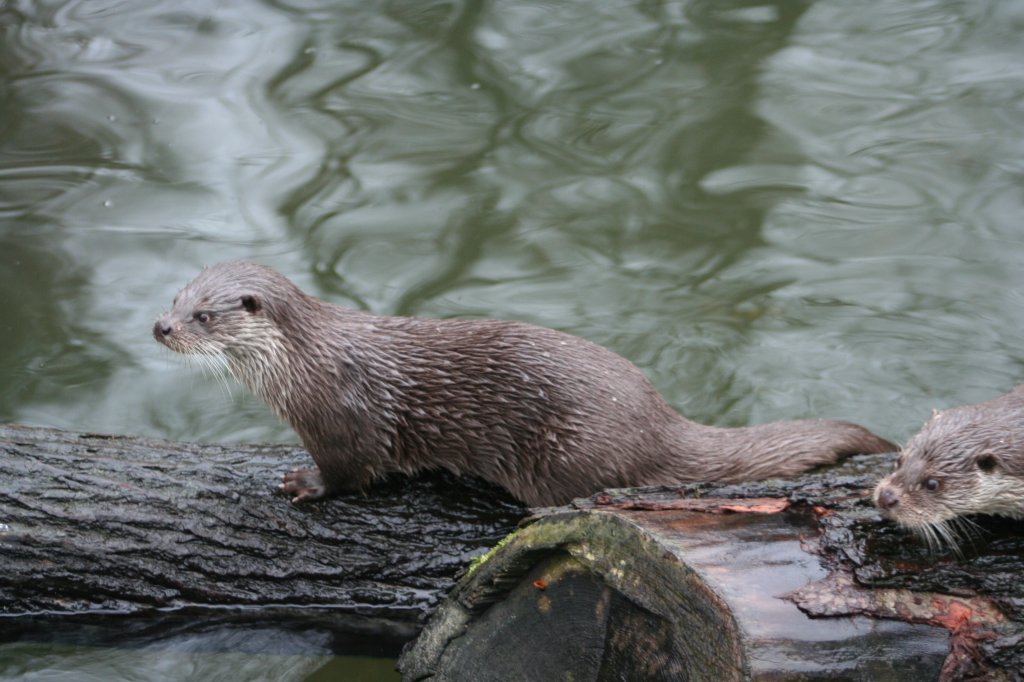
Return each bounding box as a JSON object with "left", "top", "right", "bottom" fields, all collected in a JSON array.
[{"left": 3, "top": 0, "right": 1024, "bottom": 460}]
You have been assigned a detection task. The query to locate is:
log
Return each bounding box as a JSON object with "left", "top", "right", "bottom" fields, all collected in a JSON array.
[
  {"left": 399, "top": 454, "right": 1024, "bottom": 681},
  {"left": 5, "top": 424, "right": 1023, "bottom": 678},
  {"left": 0, "top": 424, "right": 526, "bottom": 649}
]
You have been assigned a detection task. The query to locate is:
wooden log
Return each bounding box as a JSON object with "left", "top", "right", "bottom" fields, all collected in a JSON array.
[
  {"left": 5, "top": 424, "right": 1023, "bottom": 678},
  {"left": 0, "top": 424, "right": 525, "bottom": 644},
  {"left": 399, "top": 454, "right": 1024, "bottom": 681}
]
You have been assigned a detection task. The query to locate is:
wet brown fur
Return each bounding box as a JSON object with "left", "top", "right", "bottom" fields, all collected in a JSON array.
[
  {"left": 874, "top": 385, "right": 1024, "bottom": 546},
  {"left": 155, "top": 261, "right": 896, "bottom": 507}
]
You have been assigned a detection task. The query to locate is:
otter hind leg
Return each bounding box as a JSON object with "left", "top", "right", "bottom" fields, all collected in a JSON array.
[{"left": 280, "top": 467, "right": 328, "bottom": 503}]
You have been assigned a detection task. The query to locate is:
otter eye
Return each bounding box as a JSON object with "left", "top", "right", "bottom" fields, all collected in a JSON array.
[
  {"left": 923, "top": 478, "right": 940, "bottom": 492},
  {"left": 976, "top": 454, "right": 997, "bottom": 472},
  {"left": 194, "top": 312, "right": 211, "bottom": 324}
]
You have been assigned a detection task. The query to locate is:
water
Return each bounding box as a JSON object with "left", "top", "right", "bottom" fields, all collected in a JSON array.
[
  {"left": 2, "top": 0, "right": 1023, "bottom": 678},
  {"left": 0, "top": 642, "right": 397, "bottom": 682}
]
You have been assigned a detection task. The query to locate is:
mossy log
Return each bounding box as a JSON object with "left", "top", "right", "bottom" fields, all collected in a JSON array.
[
  {"left": 4, "top": 424, "right": 1023, "bottom": 679},
  {"left": 0, "top": 423, "right": 525, "bottom": 645},
  {"left": 399, "top": 454, "right": 1024, "bottom": 681}
]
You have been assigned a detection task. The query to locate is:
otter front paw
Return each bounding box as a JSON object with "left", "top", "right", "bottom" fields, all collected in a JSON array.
[{"left": 280, "top": 467, "right": 327, "bottom": 503}]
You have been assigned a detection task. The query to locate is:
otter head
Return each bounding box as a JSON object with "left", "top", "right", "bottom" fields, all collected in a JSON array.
[
  {"left": 153, "top": 261, "right": 306, "bottom": 403},
  {"left": 873, "top": 403, "right": 1024, "bottom": 548}
]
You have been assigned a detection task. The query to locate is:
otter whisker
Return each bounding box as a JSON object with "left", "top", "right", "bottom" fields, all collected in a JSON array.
[
  {"left": 189, "top": 349, "right": 221, "bottom": 393},
  {"left": 954, "top": 514, "right": 984, "bottom": 538},
  {"left": 933, "top": 520, "right": 964, "bottom": 557},
  {"left": 179, "top": 345, "right": 234, "bottom": 400},
  {"left": 202, "top": 352, "right": 234, "bottom": 400},
  {"left": 904, "top": 518, "right": 968, "bottom": 557},
  {"left": 903, "top": 519, "right": 948, "bottom": 555},
  {"left": 948, "top": 515, "right": 984, "bottom": 553},
  {"left": 916, "top": 522, "right": 942, "bottom": 553}
]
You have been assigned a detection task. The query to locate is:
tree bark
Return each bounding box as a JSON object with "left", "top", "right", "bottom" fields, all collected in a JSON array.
[
  {"left": 0, "top": 423, "right": 525, "bottom": 643},
  {"left": 399, "top": 454, "right": 1024, "bottom": 681},
  {"left": 4, "top": 425, "right": 1023, "bottom": 679}
]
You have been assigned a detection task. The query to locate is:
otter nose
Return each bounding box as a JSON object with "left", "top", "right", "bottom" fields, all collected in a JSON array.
[
  {"left": 154, "top": 317, "right": 174, "bottom": 338},
  {"left": 876, "top": 487, "right": 900, "bottom": 510}
]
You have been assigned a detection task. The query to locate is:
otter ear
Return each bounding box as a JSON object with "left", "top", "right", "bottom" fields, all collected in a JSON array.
[
  {"left": 240, "top": 295, "right": 261, "bottom": 313},
  {"left": 976, "top": 453, "right": 998, "bottom": 472}
]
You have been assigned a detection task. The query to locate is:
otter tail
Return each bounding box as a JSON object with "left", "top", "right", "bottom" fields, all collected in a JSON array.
[{"left": 691, "top": 419, "right": 895, "bottom": 484}]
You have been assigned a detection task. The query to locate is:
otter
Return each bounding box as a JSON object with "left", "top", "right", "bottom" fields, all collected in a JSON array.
[
  {"left": 874, "top": 385, "right": 1024, "bottom": 546},
  {"left": 153, "top": 261, "right": 895, "bottom": 507}
]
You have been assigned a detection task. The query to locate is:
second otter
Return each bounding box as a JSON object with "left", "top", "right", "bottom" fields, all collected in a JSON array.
[
  {"left": 154, "top": 261, "right": 895, "bottom": 507},
  {"left": 874, "top": 385, "right": 1024, "bottom": 544}
]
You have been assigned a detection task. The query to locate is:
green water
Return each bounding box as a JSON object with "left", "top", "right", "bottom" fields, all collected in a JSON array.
[
  {"left": 2, "top": 0, "right": 1024, "bottom": 679},
  {"left": 0, "top": 642, "right": 397, "bottom": 682}
]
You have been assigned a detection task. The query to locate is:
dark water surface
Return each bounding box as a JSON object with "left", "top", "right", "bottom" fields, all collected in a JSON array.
[{"left": 2, "top": 0, "right": 1024, "bottom": 679}]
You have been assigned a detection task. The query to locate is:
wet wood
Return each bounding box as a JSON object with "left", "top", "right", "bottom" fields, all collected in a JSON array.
[
  {"left": 4, "top": 424, "right": 1023, "bottom": 678},
  {"left": 0, "top": 423, "right": 525, "bottom": 641},
  {"left": 399, "top": 454, "right": 1024, "bottom": 681}
]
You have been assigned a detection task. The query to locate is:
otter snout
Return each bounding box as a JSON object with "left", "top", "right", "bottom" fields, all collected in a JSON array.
[
  {"left": 153, "top": 315, "right": 174, "bottom": 344},
  {"left": 874, "top": 484, "right": 900, "bottom": 512}
]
